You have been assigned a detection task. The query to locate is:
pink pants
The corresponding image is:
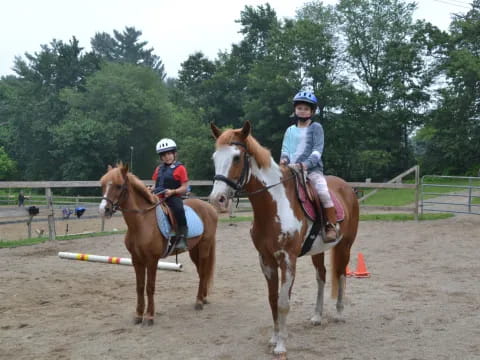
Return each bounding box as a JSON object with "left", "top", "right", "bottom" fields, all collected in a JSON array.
[{"left": 307, "top": 172, "right": 333, "bottom": 208}]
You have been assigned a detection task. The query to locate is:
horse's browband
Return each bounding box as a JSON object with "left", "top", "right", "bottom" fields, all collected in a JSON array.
[{"left": 230, "top": 141, "right": 247, "bottom": 149}]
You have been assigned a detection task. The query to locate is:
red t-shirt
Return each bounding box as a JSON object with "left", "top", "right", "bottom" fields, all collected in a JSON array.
[{"left": 152, "top": 164, "right": 189, "bottom": 183}]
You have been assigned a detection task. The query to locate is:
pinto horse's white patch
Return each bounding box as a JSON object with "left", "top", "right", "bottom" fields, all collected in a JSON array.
[
  {"left": 210, "top": 146, "right": 242, "bottom": 199},
  {"left": 251, "top": 159, "right": 301, "bottom": 236},
  {"left": 259, "top": 254, "right": 274, "bottom": 280}
]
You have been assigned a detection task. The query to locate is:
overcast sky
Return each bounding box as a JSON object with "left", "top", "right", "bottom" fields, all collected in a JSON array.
[{"left": 0, "top": 0, "right": 471, "bottom": 79}]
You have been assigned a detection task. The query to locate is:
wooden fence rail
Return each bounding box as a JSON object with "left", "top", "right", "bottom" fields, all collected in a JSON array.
[{"left": 0, "top": 168, "right": 420, "bottom": 240}]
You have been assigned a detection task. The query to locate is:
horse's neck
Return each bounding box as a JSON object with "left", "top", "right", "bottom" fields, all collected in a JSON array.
[
  {"left": 121, "top": 183, "right": 151, "bottom": 219},
  {"left": 245, "top": 158, "right": 294, "bottom": 212}
]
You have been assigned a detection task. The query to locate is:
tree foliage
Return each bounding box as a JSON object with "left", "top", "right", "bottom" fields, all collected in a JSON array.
[
  {"left": 91, "top": 26, "right": 166, "bottom": 78},
  {"left": 1, "top": 2, "right": 479, "bottom": 183}
]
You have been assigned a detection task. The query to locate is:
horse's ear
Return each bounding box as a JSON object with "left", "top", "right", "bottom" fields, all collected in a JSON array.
[
  {"left": 107, "top": 165, "right": 113, "bottom": 171},
  {"left": 240, "top": 120, "right": 251, "bottom": 139},
  {"left": 210, "top": 122, "right": 222, "bottom": 139},
  {"left": 121, "top": 163, "right": 129, "bottom": 176}
]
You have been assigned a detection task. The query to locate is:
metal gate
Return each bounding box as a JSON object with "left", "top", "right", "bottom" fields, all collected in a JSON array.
[{"left": 421, "top": 175, "right": 480, "bottom": 215}]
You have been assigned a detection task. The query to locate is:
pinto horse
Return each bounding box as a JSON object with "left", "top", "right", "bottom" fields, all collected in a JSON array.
[
  {"left": 209, "top": 122, "right": 359, "bottom": 356},
  {"left": 99, "top": 163, "right": 217, "bottom": 324}
]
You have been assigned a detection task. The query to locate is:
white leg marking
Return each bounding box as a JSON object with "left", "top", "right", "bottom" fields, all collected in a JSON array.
[
  {"left": 311, "top": 275, "right": 325, "bottom": 325},
  {"left": 273, "top": 250, "right": 293, "bottom": 355}
]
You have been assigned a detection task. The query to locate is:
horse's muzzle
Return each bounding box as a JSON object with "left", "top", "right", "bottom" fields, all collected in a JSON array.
[
  {"left": 208, "top": 193, "right": 230, "bottom": 213},
  {"left": 99, "top": 199, "right": 114, "bottom": 218}
]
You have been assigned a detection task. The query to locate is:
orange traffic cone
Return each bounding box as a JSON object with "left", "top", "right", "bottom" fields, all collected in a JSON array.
[
  {"left": 353, "top": 253, "right": 370, "bottom": 278},
  {"left": 346, "top": 265, "right": 354, "bottom": 277}
]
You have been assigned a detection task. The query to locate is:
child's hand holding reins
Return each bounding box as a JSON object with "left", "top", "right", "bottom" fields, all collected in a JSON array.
[{"left": 164, "top": 189, "right": 177, "bottom": 198}]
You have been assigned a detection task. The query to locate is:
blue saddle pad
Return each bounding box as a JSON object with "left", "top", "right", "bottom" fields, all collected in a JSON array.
[{"left": 156, "top": 204, "right": 204, "bottom": 239}]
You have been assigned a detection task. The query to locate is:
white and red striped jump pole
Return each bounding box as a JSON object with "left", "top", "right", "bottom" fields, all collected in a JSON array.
[{"left": 58, "top": 252, "right": 183, "bottom": 271}]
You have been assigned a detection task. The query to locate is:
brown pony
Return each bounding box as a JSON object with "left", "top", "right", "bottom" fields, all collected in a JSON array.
[
  {"left": 99, "top": 163, "right": 217, "bottom": 325},
  {"left": 209, "top": 122, "right": 359, "bottom": 357}
]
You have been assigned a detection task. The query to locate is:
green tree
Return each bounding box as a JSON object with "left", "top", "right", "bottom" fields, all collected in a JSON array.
[
  {"left": 3, "top": 39, "right": 100, "bottom": 180},
  {"left": 336, "top": 0, "right": 431, "bottom": 178},
  {"left": 54, "top": 63, "right": 172, "bottom": 180},
  {"left": 416, "top": 1, "right": 480, "bottom": 175},
  {"left": 167, "top": 110, "right": 215, "bottom": 184},
  {"left": 0, "top": 146, "right": 16, "bottom": 180},
  {"left": 91, "top": 27, "right": 166, "bottom": 79}
]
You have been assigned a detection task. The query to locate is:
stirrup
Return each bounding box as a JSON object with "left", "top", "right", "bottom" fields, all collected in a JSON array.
[
  {"left": 325, "top": 223, "right": 342, "bottom": 243},
  {"left": 175, "top": 236, "right": 188, "bottom": 250}
]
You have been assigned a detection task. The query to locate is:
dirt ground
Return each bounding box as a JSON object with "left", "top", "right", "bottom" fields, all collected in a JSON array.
[{"left": 1, "top": 213, "right": 479, "bottom": 360}]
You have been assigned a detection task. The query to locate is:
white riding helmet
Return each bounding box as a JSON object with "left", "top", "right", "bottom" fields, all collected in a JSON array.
[{"left": 156, "top": 138, "right": 177, "bottom": 154}]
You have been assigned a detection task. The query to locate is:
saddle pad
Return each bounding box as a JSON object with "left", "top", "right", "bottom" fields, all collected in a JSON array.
[
  {"left": 297, "top": 182, "right": 316, "bottom": 221},
  {"left": 330, "top": 191, "right": 344, "bottom": 222},
  {"left": 156, "top": 204, "right": 204, "bottom": 239},
  {"left": 298, "top": 183, "right": 344, "bottom": 222}
]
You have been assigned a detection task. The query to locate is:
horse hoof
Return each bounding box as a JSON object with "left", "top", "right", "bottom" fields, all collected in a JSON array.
[
  {"left": 336, "top": 303, "right": 344, "bottom": 314},
  {"left": 202, "top": 298, "right": 209, "bottom": 304},
  {"left": 310, "top": 315, "right": 322, "bottom": 326},
  {"left": 133, "top": 317, "right": 143, "bottom": 325},
  {"left": 143, "top": 319, "right": 154, "bottom": 326},
  {"left": 194, "top": 302, "right": 204, "bottom": 310},
  {"left": 272, "top": 352, "right": 287, "bottom": 360}
]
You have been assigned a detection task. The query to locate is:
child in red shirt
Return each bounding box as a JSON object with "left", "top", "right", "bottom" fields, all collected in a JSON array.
[{"left": 152, "top": 138, "right": 189, "bottom": 249}]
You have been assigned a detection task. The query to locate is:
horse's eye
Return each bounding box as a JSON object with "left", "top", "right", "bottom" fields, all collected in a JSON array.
[{"left": 233, "top": 155, "right": 241, "bottom": 163}]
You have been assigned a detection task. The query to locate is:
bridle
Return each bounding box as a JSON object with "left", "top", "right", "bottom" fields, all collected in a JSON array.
[
  {"left": 213, "top": 141, "right": 296, "bottom": 199},
  {"left": 102, "top": 175, "right": 160, "bottom": 214},
  {"left": 213, "top": 141, "right": 251, "bottom": 196}
]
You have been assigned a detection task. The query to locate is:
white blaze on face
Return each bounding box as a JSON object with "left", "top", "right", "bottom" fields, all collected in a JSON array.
[
  {"left": 251, "top": 159, "right": 301, "bottom": 236},
  {"left": 98, "top": 183, "right": 111, "bottom": 216},
  {"left": 210, "top": 145, "right": 241, "bottom": 199}
]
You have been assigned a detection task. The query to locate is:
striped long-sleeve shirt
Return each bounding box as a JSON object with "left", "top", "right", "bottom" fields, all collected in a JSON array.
[{"left": 280, "top": 122, "right": 324, "bottom": 173}]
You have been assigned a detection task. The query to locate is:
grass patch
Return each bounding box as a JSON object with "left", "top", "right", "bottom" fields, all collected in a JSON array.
[
  {"left": 360, "top": 213, "right": 453, "bottom": 221},
  {"left": 221, "top": 213, "right": 453, "bottom": 223},
  {"left": 361, "top": 188, "right": 416, "bottom": 206},
  {"left": 0, "top": 230, "right": 124, "bottom": 249},
  {"left": 360, "top": 177, "right": 480, "bottom": 207}
]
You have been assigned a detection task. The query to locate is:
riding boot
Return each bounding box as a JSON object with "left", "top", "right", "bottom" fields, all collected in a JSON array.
[
  {"left": 324, "top": 206, "right": 339, "bottom": 243},
  {"left": 175, "top": 225, "right": 188, "bottom": 249}
]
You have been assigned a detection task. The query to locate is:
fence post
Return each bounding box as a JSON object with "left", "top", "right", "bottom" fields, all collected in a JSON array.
[
  {"left": 414, "top": 165, "right": 420, "bottom": 221},
  {"left": 45, "top": 187, "right": 56, "bottom": 241},
  {"left": 468, "top": 177, "right": 472, "bottom": 213},
  {"left": 27, "top": 215, "right": 33, "bottom": 238}
]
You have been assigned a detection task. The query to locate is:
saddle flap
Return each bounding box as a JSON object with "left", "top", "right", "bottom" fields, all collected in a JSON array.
[
  {"left": 160, "top": 202, "right": 177, "bottom": 229},
  {"left": 291, "top": 167, "right": 322, "bottom": 222}
]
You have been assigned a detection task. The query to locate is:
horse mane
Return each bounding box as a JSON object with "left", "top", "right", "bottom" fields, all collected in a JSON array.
[
  {"left": 101, "top": 163, "right": 157, "bottom": 205},
  {"left": 127, "top": 172, "right": 157, "bottom": 205},
  {"left": 217, "top": 128, "right": 272, "bottom": 169}
]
